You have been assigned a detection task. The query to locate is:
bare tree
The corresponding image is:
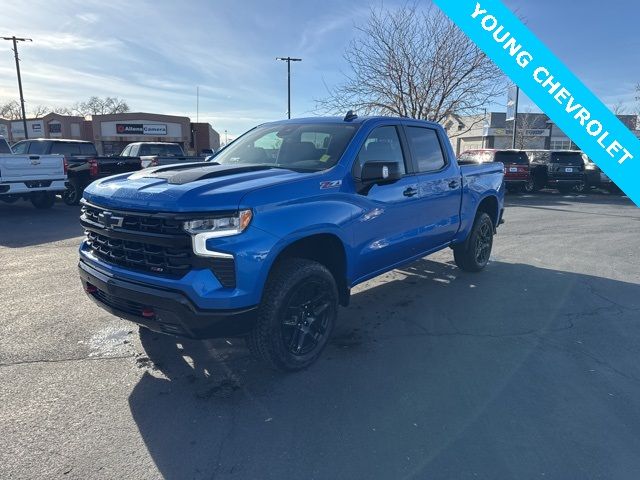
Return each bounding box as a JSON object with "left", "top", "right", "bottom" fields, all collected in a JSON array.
[
  {"left": 30, "top": 105, "right": 51, "bottom": 118},
  {"left": 72, "top": 96, "right": 130, "bottom": 116},
  {"left": 0, "top": 100, "right": 23, "bottom": 120},
  {"left": 512, "top": 110, "right": 539, "bottom": 149},
  {"left": 610, "top": 99, "right": 627, "bottom": 115},
  {"left": 317, "top": 5, "right": 505, "bottom": 134}
]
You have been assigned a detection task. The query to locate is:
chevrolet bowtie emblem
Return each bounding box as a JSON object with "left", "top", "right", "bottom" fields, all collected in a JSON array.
[{"left": 98, "top": 211, "right": 124, "bottom": 229}]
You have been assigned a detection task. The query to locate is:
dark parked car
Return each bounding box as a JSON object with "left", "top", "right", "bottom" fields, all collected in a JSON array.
[
  {"left": 526, "top": 150, "right": 585, "bottom": 193},
  {"left": 120, "top": 142, "right": 206, "bottom": 168},
  {"left": 458, "top": 149, "right": 532, "bottom": 193},
  {"left": 12, "top": 139, "right": 143, "bottom": 205}
]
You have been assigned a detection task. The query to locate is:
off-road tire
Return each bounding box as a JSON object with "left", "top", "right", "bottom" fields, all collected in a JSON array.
[
  {"left": 246, "top": 258, "right": 338, "bottom": 371},
  {"left": 30, "top": 192, "right": 56, "bottom": 209},
  {"left": 453, "top": 212, "right": 494, "bottom": 272}
]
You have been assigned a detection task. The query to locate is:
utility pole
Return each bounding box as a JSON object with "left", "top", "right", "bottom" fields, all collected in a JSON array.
[
  {"left": 2, "top": 36, "right": 32, "bottom": 139},
  {"left": 511, "top": 85, "right": 520, "bottom": 149},
  {"left": 276, "top": 57, "right": 302, "bottom": 119}
]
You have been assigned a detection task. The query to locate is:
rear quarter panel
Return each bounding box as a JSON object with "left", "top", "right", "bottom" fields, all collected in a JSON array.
[{"left": 453, "top": 162, "right": 505, "bottom": 244}]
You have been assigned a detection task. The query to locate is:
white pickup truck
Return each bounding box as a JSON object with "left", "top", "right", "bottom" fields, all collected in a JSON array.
[{"left": 0, "top": 137, "right": 67, "bottom": 209}]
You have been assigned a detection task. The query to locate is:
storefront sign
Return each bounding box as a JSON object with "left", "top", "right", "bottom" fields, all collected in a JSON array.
[{"left": 116, "top": 123, "right": 167, "bottom": 135}]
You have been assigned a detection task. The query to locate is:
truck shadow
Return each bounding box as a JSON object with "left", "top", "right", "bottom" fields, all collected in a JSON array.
[
  {"left": 129, "top": 259, "right": 640, "bottom": 479},
  {"left": 0, "top": 199, "right": 83, "bottom": 247}
]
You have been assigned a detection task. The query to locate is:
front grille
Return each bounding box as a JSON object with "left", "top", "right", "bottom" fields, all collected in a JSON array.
[
  {"left": 81, "top": 203, "right": 237, "bottom": 288},
  {"left": 86, "top": 230, "right": 192, "bottom": 277},
  {"left": 83, "top": 203, "right": 184, "bottom": 235}
]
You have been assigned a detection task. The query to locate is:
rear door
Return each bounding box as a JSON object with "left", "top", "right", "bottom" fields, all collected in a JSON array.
[
  {"left": 404, "top": 123, "right": 461, "bottom": 250},
  {"left": 351, "top": 125, "right": 425, "bottom": 280}
]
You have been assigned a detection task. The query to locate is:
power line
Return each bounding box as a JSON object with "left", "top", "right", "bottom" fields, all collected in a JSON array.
[
  {"left": 1, "top": 36, "right": 32, "bottom": 139},
  {"left": 276, "top": 57, "right": 302, "bottom": 119}
]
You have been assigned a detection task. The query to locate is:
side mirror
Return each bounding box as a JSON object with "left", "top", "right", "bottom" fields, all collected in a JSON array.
[{"left": 360, "top": 161, "right": 402, "bottom": 185}]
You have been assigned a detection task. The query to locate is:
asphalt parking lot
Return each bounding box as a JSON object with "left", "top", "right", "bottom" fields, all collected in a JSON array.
[{"left": 1, "top": 191, "right": 639, "bottom": 480}]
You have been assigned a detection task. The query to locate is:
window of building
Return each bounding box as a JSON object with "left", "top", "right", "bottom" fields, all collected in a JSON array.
[{"left": 550, "top": 139, "right": 573, "bottom": 150}]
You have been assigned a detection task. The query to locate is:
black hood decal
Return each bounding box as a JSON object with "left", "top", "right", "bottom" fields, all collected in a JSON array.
[{"left": 130, "top": 163, "right": 275, "bottom": 185}]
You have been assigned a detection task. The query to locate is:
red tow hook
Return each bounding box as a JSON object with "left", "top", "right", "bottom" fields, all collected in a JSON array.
[
  {"left": 141, "top": 308, "right": 156, "bottom": 318},
  {"left": 85, "top": 284, "right": 98, "bottom": 294}
]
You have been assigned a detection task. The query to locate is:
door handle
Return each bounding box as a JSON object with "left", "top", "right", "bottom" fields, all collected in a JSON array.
[
  {"left": 448, "top": 180, "right": 459, "bottom": 189},
  {"left": 403, "top": 187, "right": 418, "bottom": 197}
]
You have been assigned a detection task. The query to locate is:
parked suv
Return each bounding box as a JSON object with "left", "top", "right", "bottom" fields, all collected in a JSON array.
[
  {"left": 12, "top": 139, "right": 142, "bottom": 205},
  {"left": 527, "top": 150, "right": 585, "bottom": 193},
  {"left": 458, "top": 149, "right": 531, "bottom": 193}
]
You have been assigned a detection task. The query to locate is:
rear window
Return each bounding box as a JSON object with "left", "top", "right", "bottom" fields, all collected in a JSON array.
[
  {"left": 494, "top": 151, "right": 529, "bottom": 165},
  {"left": 550, "top": 152, "right": 583, "bottom": 166},
  {"left": 139, "top": 144, "right": 183, "bottom": 156},
  {"left": 458, "top": 151, "right": 492, "bottom": 164},
  {"left": 0, "top": 138, "right": 11, "bottom": 154},
  {"left": 50, "top": 142, "right": 97, "bottom": 156}
]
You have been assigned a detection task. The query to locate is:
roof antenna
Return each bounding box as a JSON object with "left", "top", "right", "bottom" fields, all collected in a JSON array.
[{"left": 344, "top": 110, "right": 358, "bottom": 122}]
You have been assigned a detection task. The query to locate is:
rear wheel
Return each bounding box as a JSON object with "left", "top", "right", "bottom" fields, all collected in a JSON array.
[
  {"left": 523, "top": 178, "right": 536, "bottom": 193},
  {"left": 30, "top": 192, "right": 56, "bottom": 209},
  {"left": 246, "top": 258, "right": 338, "bottom": 371},
  {"left": 453, "top": 212, "right": 494, "bottom": 272},
  {"left": 573, "top": 179, "right": 588, "bottom": 193},
  {"left": 63, "top": 180, "right": 82, "bottom": 206}
]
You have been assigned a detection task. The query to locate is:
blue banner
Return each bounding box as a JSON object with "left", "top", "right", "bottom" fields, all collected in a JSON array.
[{"left": 434, "top": 0, "right": 639, "bottom": 206}]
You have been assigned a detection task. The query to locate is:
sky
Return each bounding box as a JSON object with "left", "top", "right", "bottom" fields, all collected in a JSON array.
[{"left": 0, "top": 0, "right": 639, "bottom": 138}]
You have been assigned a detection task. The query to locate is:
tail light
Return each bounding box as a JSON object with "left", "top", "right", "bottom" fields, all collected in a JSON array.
[
  {"left": 63, "top": 158, "right": 69, "bottom": 175},
  {"left": 88, "top": 158, "right": 99, "bottom": 176},
  {"left": 150, "top": 157, "right": 159, "bottom": 167}
]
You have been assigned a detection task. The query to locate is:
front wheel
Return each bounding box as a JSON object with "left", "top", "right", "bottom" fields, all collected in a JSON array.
[
  {"left": 453, "top": 212, "right": 494, "bottom": 272},
  {"left": 246, "top": 258, "right": 338, "bottom": 371},
  {"left": 30, "top": 192, "right": 56, "bottom": 209}
]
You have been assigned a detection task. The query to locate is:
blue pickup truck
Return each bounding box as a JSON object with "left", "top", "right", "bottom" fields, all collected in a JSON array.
[{"left": 78, "top": 114, "right": 504, "bottom": 370}]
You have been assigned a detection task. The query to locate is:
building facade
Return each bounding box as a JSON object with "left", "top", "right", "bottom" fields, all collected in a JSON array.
[
  {"left": 0, "top": 111, "right": 220, "bottom": 155},
  {"left": 450, "top": 112, "right": 639, "bottom": 155}
]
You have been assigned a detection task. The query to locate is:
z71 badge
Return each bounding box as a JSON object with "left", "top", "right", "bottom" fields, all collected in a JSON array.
[{"left": 320, "top": 180, "right": 342, "bottom": 189}]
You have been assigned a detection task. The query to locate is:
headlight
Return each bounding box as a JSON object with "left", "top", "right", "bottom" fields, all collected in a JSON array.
[{"left": 183, "top": 210, "right": 252, "bottom": 238}]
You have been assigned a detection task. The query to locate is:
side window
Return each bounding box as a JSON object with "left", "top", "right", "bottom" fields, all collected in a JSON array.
[
  {"left": 12, "top": 141, "right": 28, "bottom": 154},
  {"left": 357, "top": 126, "right": 406, "bottom": 175},
  {"left": 121, "top": 146, "right": 131, "bottom": 156},
  {"left": 28, "top": 142, "right": 48, "bottom": 155},
  {"left": 406, "top": 127, "right": 446, "bottom": 173}
]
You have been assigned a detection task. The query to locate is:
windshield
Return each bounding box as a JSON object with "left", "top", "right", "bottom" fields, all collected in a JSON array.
[
  {"left": 212, "top": 123, "right": 359, "bottom": 171},
  {"left": 140, "top": 144, "right": 183, "bottom": 156},
  {"left": 551, "top": 152, "right": 583, "bottom": 165},
  {"left": 494, "top": 151, "right": 529, "bottom": 165}
]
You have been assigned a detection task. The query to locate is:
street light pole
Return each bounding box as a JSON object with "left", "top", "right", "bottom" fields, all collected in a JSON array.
[
  {"left": 276, "top": 57, "right": 302, "bottom": 119},
  {"left": 2, "top": 36, "right": 32, "bottom": 139}
]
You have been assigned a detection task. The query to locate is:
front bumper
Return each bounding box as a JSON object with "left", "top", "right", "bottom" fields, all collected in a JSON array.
[
  {"left": 0, "top": 179, "right": 66, "bottom": 195},
  {"left": 547, "top": 177, "right": 582, "bottom": 185},
  {"left": 79, "top": 259, "right": 257, "bottom": 338}
]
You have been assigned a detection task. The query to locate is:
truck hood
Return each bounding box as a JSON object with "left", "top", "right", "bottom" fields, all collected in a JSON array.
[{"left": 83, "top": 163, "right": 311, "bottom": 212}]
